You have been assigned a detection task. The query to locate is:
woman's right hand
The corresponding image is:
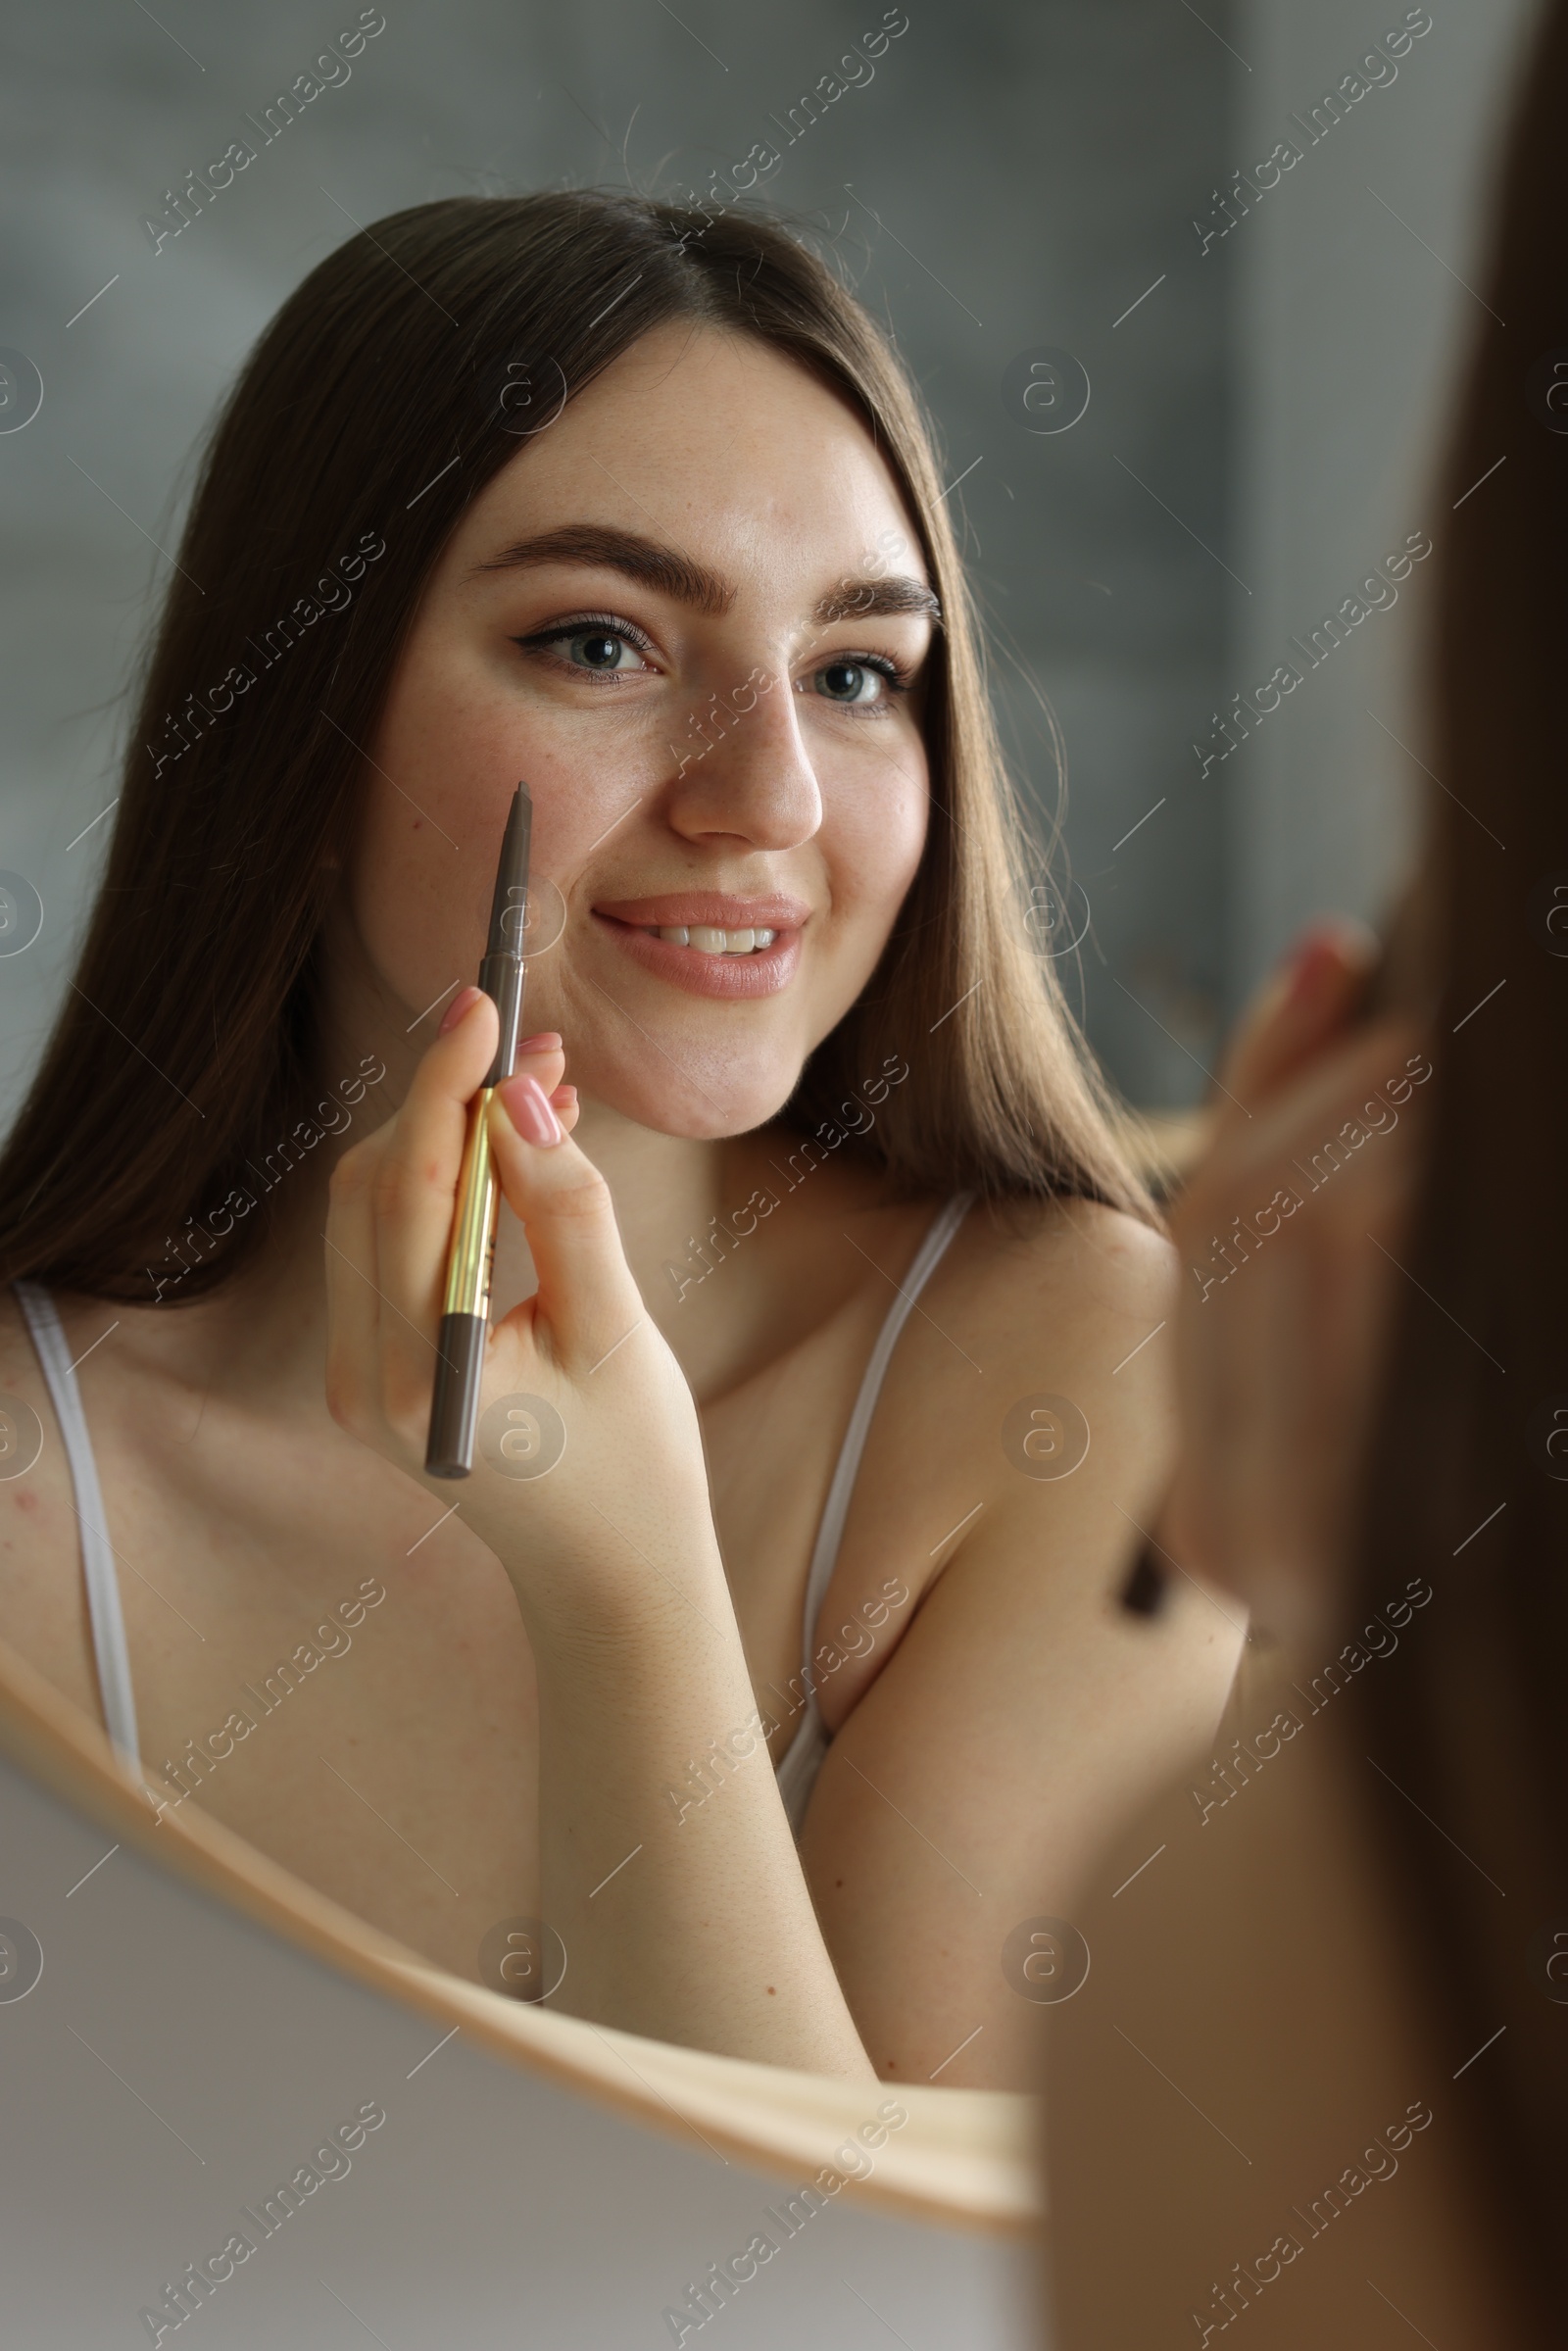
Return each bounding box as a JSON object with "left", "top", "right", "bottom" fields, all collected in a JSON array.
[
  {"left": 1160, "top": 922, "right": 1432, "bottom": 1653},
  {"left": 322, "top": 985, "right": 724, "bottom": 1639}
]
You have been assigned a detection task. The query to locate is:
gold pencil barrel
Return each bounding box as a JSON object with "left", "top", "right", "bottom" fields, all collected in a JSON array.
[
  {"left": 443, "top": 1089, "right": 500, "bottom": 1319},
  {"left": 425, "top": 1092, "right": 501, "bottom": 1477}
]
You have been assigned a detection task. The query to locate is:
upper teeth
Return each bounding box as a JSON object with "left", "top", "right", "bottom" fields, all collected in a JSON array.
[{"left": 651, "top": 925, "right": 777, "bottom": 955}]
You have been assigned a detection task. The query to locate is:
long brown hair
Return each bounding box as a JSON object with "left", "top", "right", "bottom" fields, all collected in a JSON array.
[
  {"left": 0, "top": 191, "right": 1150, "bottom": 1306},
  {"left": 1354, "top": 5, "right": 1568, "bottom": 2335}
]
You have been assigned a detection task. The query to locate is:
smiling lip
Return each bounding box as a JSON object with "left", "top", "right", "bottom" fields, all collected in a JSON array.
[
  {"left": 591, "top": 893, "right": 811, "bottom": 930},
  {"left": 591, "top": 893, "right": 808, "bottom": 1002}
]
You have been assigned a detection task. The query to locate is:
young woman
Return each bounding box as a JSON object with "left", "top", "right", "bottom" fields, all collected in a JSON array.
[
  {"left": 0, "top": 192, "right": 1239, "bottom": 2084},
  {"left": 1042, "top": 1, "right": 1568, "bottom": 2332}
]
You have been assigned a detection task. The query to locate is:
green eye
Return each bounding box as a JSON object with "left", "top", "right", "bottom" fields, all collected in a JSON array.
[
  {"left": 814, "top": 659, "right": 892, "bottom": 704},
  {"left": 562, "top": 628, "right": 641, "bottom": 671},
  {"left": 513, "top": 613, "right": 657, "bottom": 675}
]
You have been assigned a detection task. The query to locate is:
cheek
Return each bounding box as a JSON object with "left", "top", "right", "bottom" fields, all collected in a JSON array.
[
  {"left": 825, "top": 737, "right": 928, "bottom": 919},
  {"left": 374, "top": 622, "right": 662, "bottom": 847},
  {"left": 343, "top": 785, "right": 460, "bottom": 1017},
  {"left": 347, "top": 633, "right": 655, "bottom": 1009},
  {"left": 347, "top": 636, "right": 499, "bottom": 1002}
]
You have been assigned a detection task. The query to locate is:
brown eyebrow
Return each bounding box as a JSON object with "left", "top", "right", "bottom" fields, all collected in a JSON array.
[
  {"left": 811, "top": 576, "right": 943, "bottom": 627},
  {"left": 470, "top": 522, "right": 942, "bottom": 631},
  {"left": 470, "top": 524, "right": 735, "bottom": 615}
]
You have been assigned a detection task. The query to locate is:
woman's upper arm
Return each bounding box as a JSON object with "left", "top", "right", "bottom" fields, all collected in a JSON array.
[{"left": 798, "top": 1205, "right": 1246, "bottom": 2086}]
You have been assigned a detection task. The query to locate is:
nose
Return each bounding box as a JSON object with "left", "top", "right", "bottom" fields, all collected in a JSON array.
[{"left": 664, "top": 667, "right": 822, "bottom": 853}]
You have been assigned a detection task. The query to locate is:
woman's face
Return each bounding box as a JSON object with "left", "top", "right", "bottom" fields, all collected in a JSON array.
[{"left": 346, "top": 320, "right": 938, "bottom": 1136}]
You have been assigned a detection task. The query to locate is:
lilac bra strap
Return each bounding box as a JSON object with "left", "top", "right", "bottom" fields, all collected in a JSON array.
[{"left": 773, "top": 1193, "right": 973, "bottom": 1834}]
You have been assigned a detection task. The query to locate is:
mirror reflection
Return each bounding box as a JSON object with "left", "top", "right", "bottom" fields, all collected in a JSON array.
[
  {"left": 7, "top": 0, "right": 1456, "bottom": 2106},
  {"left": 2, "top": 182, "right": 1235, "bottom": 2090}
]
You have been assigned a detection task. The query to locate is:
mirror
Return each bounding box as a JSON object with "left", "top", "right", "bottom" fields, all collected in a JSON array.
[
  {"left": 0, "top": 0, "right": 1528, "bottom": 2182},
  {"left": 0, "top": 1640, "right": 1039, "bottom": 2344}
]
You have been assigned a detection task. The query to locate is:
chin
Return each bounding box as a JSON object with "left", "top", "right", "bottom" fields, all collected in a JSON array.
[{"left": 593, "top": 1057, "right": 805, "bottom": 1142}]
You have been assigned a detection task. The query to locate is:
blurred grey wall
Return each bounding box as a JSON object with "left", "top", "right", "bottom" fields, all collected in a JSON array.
[{"left": 0, "top": 0, "right": 1539, "bottom": 1126}]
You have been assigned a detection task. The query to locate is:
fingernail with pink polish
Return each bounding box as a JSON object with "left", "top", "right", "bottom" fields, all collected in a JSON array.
[
  {"left": 500, "top": 1072, "right": 564, "bottom": 1147},
  {"left": 439, "top": 986, "right": 483, "bottom": 1035},
  {"left": 516, "top": 1031, "right": 564, "bottom": 1054}
]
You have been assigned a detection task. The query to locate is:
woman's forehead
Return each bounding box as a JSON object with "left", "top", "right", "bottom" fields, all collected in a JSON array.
[{"left": 447, "top": 321, "right": 931, "bottom": 605}]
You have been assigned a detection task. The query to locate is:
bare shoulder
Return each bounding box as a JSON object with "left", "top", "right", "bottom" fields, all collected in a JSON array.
[
  {"left": 906, "top": 1192, "right": 1181, "bottom": 1603},
  {"left": 933, "top": 1191, "right": 1176, "bottom": 1392},
  {"left": 844, "top": 1187, "right": 1178, "bottom": 1606},
  {"left": 0, "top": 1281, "right": 98, "bottom": 1717}
]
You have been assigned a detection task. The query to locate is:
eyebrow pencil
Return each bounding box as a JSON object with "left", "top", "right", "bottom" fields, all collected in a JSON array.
[{"left": 424, "top": 783, "right": 532, "bottom": 1479}]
